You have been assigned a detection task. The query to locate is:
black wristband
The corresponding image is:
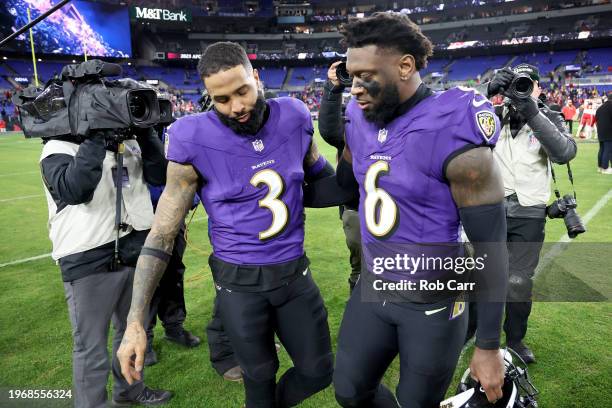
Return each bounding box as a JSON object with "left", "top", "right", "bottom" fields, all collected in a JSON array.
[{"left": 140, "top": 247, "right": 172, "bottom": 263}]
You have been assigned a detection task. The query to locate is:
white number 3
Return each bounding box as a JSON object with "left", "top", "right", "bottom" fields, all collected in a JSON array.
[{"left": 250, "top": 169, "right": 289, "bottom": 240}]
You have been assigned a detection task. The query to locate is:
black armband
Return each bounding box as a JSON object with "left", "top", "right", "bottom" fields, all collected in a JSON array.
[
  {"left": 140, "top": 247, "right": 172, "bottom": 263},
  {"left": 303, "top": 175, "right": 359, "bottom": 208},
  {"left": 336, "top": 157, "right": 359, "bottom": 191},
  {"left": 459, "top": 202, "right": 508, "bottom": 350}
]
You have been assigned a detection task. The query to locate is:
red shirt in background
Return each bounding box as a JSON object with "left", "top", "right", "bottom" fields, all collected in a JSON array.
[{"left": 562, "top": 104, "right": 576, "bottom": 120}]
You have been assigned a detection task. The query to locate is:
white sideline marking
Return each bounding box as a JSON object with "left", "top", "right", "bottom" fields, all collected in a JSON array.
[
  {"left": 0, "top": 253, "right": 52, "bottom": 268},
  {"left": 0, "top": 171, "right": 38, "bottom": 177},
  {"left": 0, "top": 215, "right": 209, "bottom": 268},
  {"left": 0, "top": 194, "right": 44, "bottom": 203},
  {"left": 535, "top": 188, "right": 612, "bottom": 276}
]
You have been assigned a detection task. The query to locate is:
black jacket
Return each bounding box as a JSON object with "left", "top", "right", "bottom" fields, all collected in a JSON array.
[{"left": 596, "top": 100, "right": 612, "bottom": 142}]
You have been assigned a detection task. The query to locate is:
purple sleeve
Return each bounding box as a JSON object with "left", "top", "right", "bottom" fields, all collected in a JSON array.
[
  {"left": 164, "top": 117, "right": 195, "bottom": 164},
  {"left": 436, "top": 90, "right": 502, "bottom": 180},
  {"left": 467, "top": 92, "right": 501, "bottom": 147}
]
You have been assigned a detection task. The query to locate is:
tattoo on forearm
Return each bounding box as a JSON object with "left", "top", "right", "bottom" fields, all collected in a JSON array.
[{"left": 127, "top": 162, "right": 198, "bottom": 324}]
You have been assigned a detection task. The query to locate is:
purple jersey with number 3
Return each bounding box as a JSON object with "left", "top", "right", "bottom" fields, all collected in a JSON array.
[
  {"left": 166, "top": 97, "right": 313, "bottom": 265},
  {"left": 346, "top": 87, "right": 501, "bottom": 249}
]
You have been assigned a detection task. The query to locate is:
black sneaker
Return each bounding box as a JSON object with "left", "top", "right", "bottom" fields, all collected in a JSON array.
[
  {"left": 164, "top": 329, "right": 201, "bottom": 348},
  {"left": 111, "top": 386, "right": 172, "bottom": 406},
  {"left": 507, "top": 341, "right": 536, "bottom": 364},
  {"left": 144, "top": 342, "right": 158, "bottom": 367}
]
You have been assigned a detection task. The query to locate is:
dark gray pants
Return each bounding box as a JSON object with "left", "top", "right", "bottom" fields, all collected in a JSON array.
[
  {"left": 342, "top": 208, "right": 362, "bottom": 287},
  {"left": 63, "top": 266, "right": 144, "bottom": 408},
  {"left": 504, "top": 217, "right": 546, "bottom": 344}
]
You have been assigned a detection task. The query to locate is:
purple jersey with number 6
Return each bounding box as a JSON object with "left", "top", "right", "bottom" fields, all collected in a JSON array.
[
  {"left": 165, "top": 97, "right": 313, "bottom": 265},
  {"left": 346, "top": 86, "right": 501, "bottom": 250}
]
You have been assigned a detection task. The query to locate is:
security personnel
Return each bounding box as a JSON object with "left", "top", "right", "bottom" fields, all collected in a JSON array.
[
  {"left": 40, "top": 127, "right": 172, "bottom": 407},
  {"left": 477, "top": 64, "right": 577, "bottom": 363}
]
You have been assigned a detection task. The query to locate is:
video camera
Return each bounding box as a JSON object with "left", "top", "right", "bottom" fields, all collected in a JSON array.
[{"left": 12, "top": 59, "right": 173, "bottom": 141}]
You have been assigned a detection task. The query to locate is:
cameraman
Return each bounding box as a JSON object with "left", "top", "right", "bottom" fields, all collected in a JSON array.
[
  {"left": 40, "top": 128, "right": 172, "bottom": 407},
  {"left": 318, "top": 61, "right": 362, "bottom": 292},
  {"left": 478, "top": 64, "right": 577, "bottom": 363}
]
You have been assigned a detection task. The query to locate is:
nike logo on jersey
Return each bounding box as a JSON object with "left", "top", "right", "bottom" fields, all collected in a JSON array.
[
  {"left": 425, "top": 306, "right": 447, "bottom": 316},
  {"left": 303, "top": 268, "right": 309, "bottom": 276},
  {"left": 472, "top": 97, "right": 491, "bottom": 108}
]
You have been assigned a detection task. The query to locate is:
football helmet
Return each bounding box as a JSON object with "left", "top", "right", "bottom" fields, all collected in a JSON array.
[{"left": 439, "top": 348, "right": 538, "bottom": 408}]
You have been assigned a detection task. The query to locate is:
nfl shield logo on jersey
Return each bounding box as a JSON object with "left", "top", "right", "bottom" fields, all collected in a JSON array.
[
  {"left": 378, "top": 128, "right": 388, "bottom": 143},
  {"left": 252, "top": 139, "right": 265, "bottom": 152}
]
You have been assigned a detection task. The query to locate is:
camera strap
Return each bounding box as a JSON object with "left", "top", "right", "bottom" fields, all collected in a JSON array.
[
  {"left": 111, "top": 142, "right": 129, "bottom": 271},
  {"left": 549, "top": 159, "right": 577, "bottom": 201}
]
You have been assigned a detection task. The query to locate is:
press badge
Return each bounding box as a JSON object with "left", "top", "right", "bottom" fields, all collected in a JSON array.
[{"left": 111, "top": 166, "right": 131, "bottom": 188}]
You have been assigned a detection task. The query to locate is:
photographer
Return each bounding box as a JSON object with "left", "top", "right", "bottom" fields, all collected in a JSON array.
[
  {"left": 39, "top": 126, "right": 172, "bottom": 407},
  {"left": 318, "top": 61, "right": 362, "bottom": 292},
  {"left": 478, "top": 64, "right": 577, "bottom": 363}
]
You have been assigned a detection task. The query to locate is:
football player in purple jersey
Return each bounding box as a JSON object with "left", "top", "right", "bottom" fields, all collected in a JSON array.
[
  {"left": 117, "top": 42, "right": 348, "bottom": 407},
  {"left": 331, "top": 13, "right": 509, "bottom": 407}
]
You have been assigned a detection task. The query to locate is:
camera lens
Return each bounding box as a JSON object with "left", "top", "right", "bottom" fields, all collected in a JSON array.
[
  {"left": 129, "top": 93, "right": 150, "bottom": 122},
  {"left": 335, "top": 62, "right": 353, "bottom": 88},
  {"left": 511, "top": 75, "right": 534, "bottom": 99},
  {"left": 564, "top": 210, "right": 586, "bottom": 238}
]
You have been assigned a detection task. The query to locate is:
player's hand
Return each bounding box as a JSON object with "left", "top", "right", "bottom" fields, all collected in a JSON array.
[
  {"left": 487, "top": 67, "right": 516, "bottom": 97},
  {"left": 327, "top": 61, "right": 344, "bottom": 88},
  {"left": 469, "top": 347, "right": 505, "bottom": 403},
  {"left": 117, "top": 321, "right": 147, "bottom": 385}
]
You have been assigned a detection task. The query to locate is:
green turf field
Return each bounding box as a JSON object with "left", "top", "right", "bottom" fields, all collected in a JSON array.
[{"left": 0, "top": 128, "right": 610, "bottom": 407}]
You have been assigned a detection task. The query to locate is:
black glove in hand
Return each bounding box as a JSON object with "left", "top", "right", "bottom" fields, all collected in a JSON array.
[
  {"left": 509, "top": 95, "right": 540, "bottom": 121},
  {"left": 487, "top": 67, "right": 516, "bottom": 97}
]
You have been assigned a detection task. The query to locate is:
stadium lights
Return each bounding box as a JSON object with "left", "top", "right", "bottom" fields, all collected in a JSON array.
[
  {"left": 37, "top": 58, "right": 42, "bottom": 62},
  {"left": 72, "top": 60, "right": 76, "bottom": 63},
  {"left": 2, "top": 56, "right": 6, "bottom": 60},
  {"left": 128, "top": 62, "right": 132, "bottom": 66}
]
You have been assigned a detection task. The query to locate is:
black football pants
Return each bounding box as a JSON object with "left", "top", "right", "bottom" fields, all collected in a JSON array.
[
  {"left": 216, "top": 269, "right": 333, "bottom": 408},
  {"left": 334, "top": 279, "right": 468, "bottom": 408}
]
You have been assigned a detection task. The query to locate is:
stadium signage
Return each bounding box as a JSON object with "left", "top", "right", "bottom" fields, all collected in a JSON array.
[{"left": 130, "top": 7, "right": 192, "bottom": 23}]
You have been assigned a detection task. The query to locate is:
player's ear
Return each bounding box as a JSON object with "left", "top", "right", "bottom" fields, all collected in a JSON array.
[{"left": 398, "top": 54, "right": 416, "bottom": 80}]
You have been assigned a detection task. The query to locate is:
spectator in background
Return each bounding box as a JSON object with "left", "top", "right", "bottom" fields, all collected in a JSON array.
[
  {"left": 562, "top": 100, "right": 577, "bottom": 133},
  {"left": 596, "top": 95, "right": 612, "bottom": 174}
]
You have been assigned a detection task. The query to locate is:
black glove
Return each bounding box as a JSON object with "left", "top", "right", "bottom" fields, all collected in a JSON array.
[
  {"left": 509, "top": 95, "right": 540, "bottom": 121},
  {"left": 486, "top": 67, "right": 516, "bottom": 97}
]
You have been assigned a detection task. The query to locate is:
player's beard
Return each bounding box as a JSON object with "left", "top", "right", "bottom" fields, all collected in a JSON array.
[
  {"left": 216, "top": 92, "right": 267, "bottom": 136},
  {"left": 363, "top": 82, "right": 401, "bottom": 126}
]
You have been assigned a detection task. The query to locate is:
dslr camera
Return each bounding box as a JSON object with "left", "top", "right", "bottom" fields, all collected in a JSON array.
[
  {"left": 335, "top": 61, "right": 353, "bottom": 88},
  {"left": 13, "top": 59, "right": 173, "bottom": 141},
  {"left": 546, "top": 194, "right": 586, "bottom": 238},
  {"left": 507, "top": 73, "right": 534, "bottom": 99}
]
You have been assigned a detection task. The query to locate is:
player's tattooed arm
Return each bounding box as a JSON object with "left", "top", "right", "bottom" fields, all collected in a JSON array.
[
  {"left": 119, "top": 161, "right": 198, "bottom": 384},
  {"left": 445, "top": 147, "right": 503, "bottom": 207},
  {"left": 126, "top": 161, "right": 198, "bottom": 325}
]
